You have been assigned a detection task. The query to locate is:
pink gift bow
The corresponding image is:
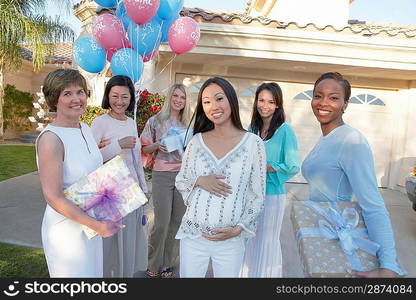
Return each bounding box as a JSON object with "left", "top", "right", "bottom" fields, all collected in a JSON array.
[{"left": 78, "top": 174, "right": 135, "bottom": 222}]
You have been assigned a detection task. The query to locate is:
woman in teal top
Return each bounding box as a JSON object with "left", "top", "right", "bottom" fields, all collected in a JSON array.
[
  {"left": 240, "top": 82, "right": 300, "bottom": 277},
  {"left": 302, "top": 72, "right": 404, "bottom": 277}
]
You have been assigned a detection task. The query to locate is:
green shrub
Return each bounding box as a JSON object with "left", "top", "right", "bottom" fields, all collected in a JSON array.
[
  {"left": 79, "top": 106, "right": 108, "bottom": 126},
  {"left": 80, "top": 89, "right": 166, "bottom": 135},
  {"left": 3, "top": 85, "right": 34, "bottom": 131}
]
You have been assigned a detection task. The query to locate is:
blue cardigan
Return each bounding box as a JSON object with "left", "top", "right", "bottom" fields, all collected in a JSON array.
[
  {"left": 302, "top": 124, "right": 404, "bottom": 275},
  {"left": 250, "top": 122, "right": 300, "bottom": 195}
]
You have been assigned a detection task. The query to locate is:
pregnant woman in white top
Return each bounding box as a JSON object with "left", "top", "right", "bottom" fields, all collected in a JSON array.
[{"left": 175, "top": 77, "right": 267, "bottom": 278}]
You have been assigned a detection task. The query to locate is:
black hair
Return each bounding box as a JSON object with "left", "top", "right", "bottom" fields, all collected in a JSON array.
[
  {"left": 313, "top": 72, "right": 351, "bottom": 103},
  {"left": 192, "top": 77, "right": 244, "bottom": 135},
  {"left": 101, "top": 75, "right": 135, "bottom": 112}
]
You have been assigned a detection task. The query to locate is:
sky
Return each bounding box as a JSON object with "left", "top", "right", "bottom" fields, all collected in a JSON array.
[{"left": 46, "top": 0, "right": 416, "bottom": 36}]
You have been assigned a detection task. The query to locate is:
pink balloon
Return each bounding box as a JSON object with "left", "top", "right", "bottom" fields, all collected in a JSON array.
[
  {"left": 106, "top": 48, "right": 118, "bottom": 62},
  {"left": 125, "top": 0, "right": 160, "bottom": 25},
  {"left": 168, "top": 17, "right": 200, "bottom": 55},
  {"left": 92, "top": 14, "right": 128, "bottom": 49},
  {"left": 106, "top": 42, "right": 133, "bottom": 62},
  {"left": 142, "top": 49, "right": 158, "bottom": 62}
]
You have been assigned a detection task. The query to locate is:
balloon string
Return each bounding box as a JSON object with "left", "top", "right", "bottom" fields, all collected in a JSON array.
[
  {"left": 134, "top": 70, "right": 146, "bottom": 123},
  {"left": 142, "top": 53, "right": 177, "bottom": 89}
]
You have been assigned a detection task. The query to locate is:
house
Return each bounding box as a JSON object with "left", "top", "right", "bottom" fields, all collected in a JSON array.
[
  {"left": 3, "top": 43, "right": 73, "bottom": 139},
  {"left": 9, "top": 0, "right": 414, "bottom": 193},
  {"left": 143, "top": 0, "right": 415, "bottom": 193}
]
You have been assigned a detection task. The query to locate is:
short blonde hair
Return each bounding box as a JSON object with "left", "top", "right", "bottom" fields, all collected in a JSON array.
[
  {"left": 155, "top": 83, "right": 192, "bottom": 127},
  {"left": 42, "top": 69, "right": 88, "bottom": 112}
]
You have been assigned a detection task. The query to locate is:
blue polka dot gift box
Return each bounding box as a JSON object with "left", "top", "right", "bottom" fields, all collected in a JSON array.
[{"left": 291, "top": 201, "right": 379, "bottom": 277}]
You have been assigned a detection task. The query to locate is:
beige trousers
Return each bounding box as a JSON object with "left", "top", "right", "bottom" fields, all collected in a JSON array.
[{"left": 148, "top": 171, "right": 186, "bottom": 272}]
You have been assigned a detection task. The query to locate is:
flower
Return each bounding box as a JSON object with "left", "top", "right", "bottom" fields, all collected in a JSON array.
[{"left": 136, "top": 89, "right": 166, "bottom": 134}]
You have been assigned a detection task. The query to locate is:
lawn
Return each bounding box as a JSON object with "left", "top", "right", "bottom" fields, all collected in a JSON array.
[
  {"left": 0, "top": 145, "right": 37, "bottom": 181},
  {"left": 0, "top": 145, "right": 47, "bottom": 277},
  {"left": 0, "top": 243, "right": 48, "bottom": 278}
]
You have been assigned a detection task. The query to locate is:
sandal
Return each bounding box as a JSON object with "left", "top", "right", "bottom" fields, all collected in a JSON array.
[
  {"left": 160, "top": 267, "right": 173, "bottom": 278},
  {"left": 145, "top": 269, "right": 160, "bottom": 278}
]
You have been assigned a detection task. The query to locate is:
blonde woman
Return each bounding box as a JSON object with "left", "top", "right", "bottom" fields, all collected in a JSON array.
[{"left": 140, "top": 83, "right": 192, "bottom": 278}]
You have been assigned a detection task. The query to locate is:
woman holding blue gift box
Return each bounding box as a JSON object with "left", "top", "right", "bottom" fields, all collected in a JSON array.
[
  {"left": 302, "top": 72, "right": 404, "bottom": 277},
  {"left": 140, "top": 83, "right": 192, "bottom": 278},
  {"left": 36, "top": 69, "right": 123, "bottom": 277},
  {"left": 240, "top": 82, "right": 300, "bottom": 278},
  {"left": 91, "top": 75, "right": 149, "bottom": 278}
]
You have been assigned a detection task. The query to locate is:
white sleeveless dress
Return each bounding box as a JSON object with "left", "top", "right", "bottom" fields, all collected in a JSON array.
[{"left": 36, "top": 123, "right": 103, "bottom": 277}]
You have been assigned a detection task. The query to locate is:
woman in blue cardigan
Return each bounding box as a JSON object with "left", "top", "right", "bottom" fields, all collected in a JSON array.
[
  {"left": 240, "top": 82, "right": 300, "bottom": 277},
  {"left": 302, "top": 72, "right": 404, "bottom": 277}
]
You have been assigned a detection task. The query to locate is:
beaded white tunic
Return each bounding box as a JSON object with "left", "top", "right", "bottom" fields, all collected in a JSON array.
[{"left": 175, "top": 132, "right": 267, "bottom": 240}]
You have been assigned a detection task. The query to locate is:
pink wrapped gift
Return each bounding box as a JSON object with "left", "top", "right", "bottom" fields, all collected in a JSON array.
[{"left": 64, "top": 155, "right": 148, "bottom": 238}]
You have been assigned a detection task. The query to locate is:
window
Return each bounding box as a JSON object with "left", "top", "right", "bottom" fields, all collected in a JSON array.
[
  {"left": 188, "top": 82, "right": 203, "bottom": 93},
  {"left": 294, "top": 90, "right": 313, "bottom": 100},
  {"left": 349, "top": 94, "right": 385, "bottom": 106},
  {"left": 240, "top": 87, "right": 256, "bottom": 97}
]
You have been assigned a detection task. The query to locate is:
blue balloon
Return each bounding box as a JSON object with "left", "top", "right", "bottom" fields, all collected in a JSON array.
[
  {"left": 127, "top": 17, "right": 162, "bottom": 56},
  {"left": 110, "top": 48, "right": 144, "bottom": 83},
  {"left": 73, "top": 37, "right": 106, "bottom": 73},
  {"left": 115, "top": 1, "right": 133, "bottom": 32},
  {"left": 157, "top": 0, "right": 184, "bottom": 20},
  {"left": 94, "top": 0, "right": 117, "bottom": 8},
  {"left": 160, "top": 14, "right": 179, "bottom": 43}
]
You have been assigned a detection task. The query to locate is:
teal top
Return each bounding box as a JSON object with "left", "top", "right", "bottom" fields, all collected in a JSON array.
[{"left": 250, "top": 122, "right": 300, "bottom": 195}]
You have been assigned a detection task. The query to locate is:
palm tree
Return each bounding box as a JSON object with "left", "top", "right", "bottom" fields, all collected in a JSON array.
[{"left": 0, "top": 0, "right": 76, "bottom": 140}]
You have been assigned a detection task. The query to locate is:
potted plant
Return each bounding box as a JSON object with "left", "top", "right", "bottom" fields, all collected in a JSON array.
[{"left": 405, "top": 167, "right": 416, "bottom": 211}]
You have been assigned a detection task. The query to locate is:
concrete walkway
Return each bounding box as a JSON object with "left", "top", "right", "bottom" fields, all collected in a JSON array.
[{"left": 0, "top": 172, "right": 415, "bottom": 277}]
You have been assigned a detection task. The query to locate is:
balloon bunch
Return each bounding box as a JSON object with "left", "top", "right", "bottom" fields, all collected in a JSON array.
[{"left": 74, "top": 0, "right": 201, "bottom": 84}]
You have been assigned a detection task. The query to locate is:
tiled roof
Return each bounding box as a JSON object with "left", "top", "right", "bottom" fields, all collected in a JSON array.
[
  {"left": 73, "top": 0, "right": 89, "bottom": 9},
  {"left": 181, "top": 7, "right": 416, "bottom": 39},
  {"left": 22, "top": 43, "right": 73, "bottom": 64},
  {"left": 73, "top": 1, "right": 416, "bottom": 38}
]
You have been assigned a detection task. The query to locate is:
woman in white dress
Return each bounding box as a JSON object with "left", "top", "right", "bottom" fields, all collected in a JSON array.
[
  {"left": 175, "top": 77, "right": 267, "bottom": 278},
  {"left": 240, "top": 82, "right": 300, "bottom": 277},
  {"left": 91, "top": 75, "right": 149, "bottom": 277},
  {"left": 36, "top": 69, "right": 123, "bottom": 277}
]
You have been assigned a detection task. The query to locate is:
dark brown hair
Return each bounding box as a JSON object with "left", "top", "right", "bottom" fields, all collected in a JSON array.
[{"left": 250, "top": 82, "right": 285, "bottom": 141}]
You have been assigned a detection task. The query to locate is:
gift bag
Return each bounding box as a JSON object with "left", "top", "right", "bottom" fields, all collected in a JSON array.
[
  {"left": 64, "top": 155, "right": 148, "bottom": 239},
  {"left": 291, "top": 200, "right": 380, "bottom": 277}
]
